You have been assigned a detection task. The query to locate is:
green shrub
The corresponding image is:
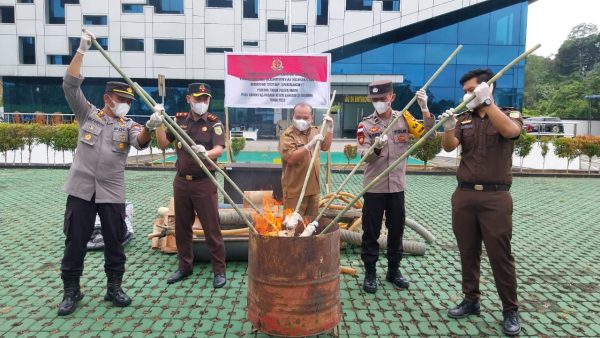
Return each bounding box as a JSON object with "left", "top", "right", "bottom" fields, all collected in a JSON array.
[
  {"left": 553, "top": 137, "right": 580, "bottom": 173},
  {"left": 410, "top": 133, "right": 442, "bottom": 169},
  {"left": 514, "top": 130, "right": 536, "bottom": 172},
  {"left": 231, "top": 137, "right": 246, "bottom": 161},
  {"left": 343, "top": 144, "right": 358, "bottom": 164}
]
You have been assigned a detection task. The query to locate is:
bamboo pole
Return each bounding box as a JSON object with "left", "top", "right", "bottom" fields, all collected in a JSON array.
[
  {"left": 87, "top": 31, "right": 259, "bottom": 234},
  {"left": 225, "top": 106, "right": 232, "bottom": 163},
  {"left": 311, "top": 45, "right": 463, "bottom": 226},
  {"left": 319, "top": 43, "right": 542, "bottom": 236},
  {"left": 291, "top": 91, "right": 336, "bottom": 217}
]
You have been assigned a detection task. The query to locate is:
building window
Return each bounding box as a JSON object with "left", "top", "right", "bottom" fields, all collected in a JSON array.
[
  {"left": 206, "top": 0, "right": 232, "bottom": 8},
  {"left": 122, "top": 4, "right": 144, "bottom": 13},
  {"left": 48, "top": 55, "right": 71, "bottom": 65},
  {"left": 19, "top": 36, "right": 35, "bottom": 64},
  {"left": 267, "top": 19, "right": 287, "bottom": 32},
  {"left": 243, "top": 0, "right": 258, "bottom": 18},
  {"left": 206, "top": 47, "right": 233, "bottom": 53},
  {"left": 122, "top": 38, "right": 144, "bottom": 51},
  {"left": 17, "top": 0, "right": 35, "bottom": 3},
  {"left": 316, "top": 0, "right": 328, "bottom": 25},
  {"left": 155, "top": 39, "right": 184, "bottom": 54},
  {"left": 346, "top": 0, "right": 372, "bottom": 11},
  {"left": 243, "top": 41, "right": 258, "bottom": 47},
  {"left": 0, "top": 6, "right": 15, "bottom": 23},
  {"left": 69, "top": 37, "right": 107, "bottom": 54},
  {"left": 47, "top": 0, "right": 79, "bottom": 24},
  {"left": 382, "top": 0, "right": 399, "bottom": 11},
  {"left": 83, "top": 15, "right": 107, "bottom": 25},
  {"left": 149, "top": 0, "right": 183, "bottom": 14},
  {"left": 291, "top": 24, "right": 306, "bottom": 33}
]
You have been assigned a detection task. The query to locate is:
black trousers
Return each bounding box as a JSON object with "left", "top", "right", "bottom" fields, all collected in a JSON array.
[
  {"left": 60, "top": 195, "right": 127, "bottom": 279},
  {"left": 361, "top": 192, "right": 405, "bottom": 270}
]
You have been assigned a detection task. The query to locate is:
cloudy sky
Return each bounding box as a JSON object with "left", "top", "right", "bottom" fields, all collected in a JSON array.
[{"left": 526, "top": 0, "right": 600, "bottom": 57}]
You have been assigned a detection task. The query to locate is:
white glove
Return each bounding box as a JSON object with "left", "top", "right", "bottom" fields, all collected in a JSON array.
[
  {"left": 283, "top": 212, "right": 303, "bottom": 230},
  {"left": 304, "top": 133, "right": 324, "bottom": 151},
  {"left": 466, "top": 82, "right": 492, "bottom": 111},
  {"left": 441, "top": 108, "right": 457, "bottom": 131},
  {"left": 77, "top": 29, "right": 96, "bottom": 55},
  {"left": 416, "top": 89, "right": 429, "bottom": 112},
  {"left": 191, "top": 144, "right": 207, "bottom": 158},
  {"left": 374, "top": 134, "right": 388, "bottom": 150},
  {"left": 323, "top": 114, "right": 334, "bottom": 133},
  {"left": 300, "top": 221, "right": 318, "bottom": 237},
  {"left": 145, "top": 109, "right": 164, "bottom": 131}
]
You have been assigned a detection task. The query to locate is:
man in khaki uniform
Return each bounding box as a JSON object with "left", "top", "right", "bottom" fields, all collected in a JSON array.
[
  {"left": 279, "top": 102, "right": 333, "bottom": 218},
  {"left": 358, "top": 80, "right": 434, "bottom": 294},
  {"left": 58, "top": 29, "right": 153, "bottom": 316},
  {"left": 441, "top": 68, "right": 523, "bottom": 336}
]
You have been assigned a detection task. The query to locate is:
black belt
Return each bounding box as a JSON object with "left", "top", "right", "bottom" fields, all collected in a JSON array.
[
  {"left": 178, "top": 171, "right": 214, "bottom": 181},
  {"left": 459, "top": 182, "right": 510, "bottom": 191}
]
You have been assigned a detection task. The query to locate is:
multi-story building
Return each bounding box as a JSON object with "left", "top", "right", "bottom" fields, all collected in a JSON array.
[{"left": 0, "top": 0, "right": 533, "bottom": 138}]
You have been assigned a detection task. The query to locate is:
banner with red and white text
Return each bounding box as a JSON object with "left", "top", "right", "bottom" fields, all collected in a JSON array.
[{"left": 225, "top": 53, "right": 331, "bottom": 109}]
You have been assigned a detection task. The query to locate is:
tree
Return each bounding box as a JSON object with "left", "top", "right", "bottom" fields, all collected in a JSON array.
[
  {"left": 410, "top": 133, "right": 442, "bottom": 169},
  {"left": 575, "top": 135, "right": 600, "bottom": 173},
  {"left": 539, "top": 136, "right": 551, "bottom": 172},
  {"left": 53, "top": 124, "right": 79, "bottom": 164},
  {"left": 231, "top": 137, "right": 246, "bottom": 162},
  {"left": 22, "top": 124, "right": 42, "bottom": 165},
  {"left": 38, "top": 125, "right": 56, "bottom": 164},
  {"left": 514, "top": 130, "right": 536, "bottom": 172},
  {"left": 343, "top": 144, "right": 358, "bottom": 164},
  {"left": 556, "top": 24, "right": 600, "bottom": 76},
  {"left": 0, "top": 123, "right": 13, "bottom": 164},
  {"left": 553, "top": 137, "right": 580, "bottom": 173}
]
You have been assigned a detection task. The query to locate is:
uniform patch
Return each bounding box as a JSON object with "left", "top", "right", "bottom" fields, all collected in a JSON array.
[
  {"left": 357, "top": 123, "right": 365, "bottom": 145},
  {"left": 214, "top": 125, "right": 223, "bottom": 135},
  {"left": 509, "top": 111, "right": 521, "bottom": 119},
  {"left": 177, "top": 141, "right": 182, "bottom": 149},
  {"left": 84, "top": 133, "right": 92, "bottom": 141},
  {"left": 208, "top": 113, "right": 219, "bottom": 122},
  {"left": 118, "top": 142, "right": 126, "bottom": 150},
  {"left": 397, "top": 135, "right": 408, "bottom": 143},
  {"left": 201, "top": 126, "right": 208, "bottom": 132},
  {"left": 370, "top": 127, "right": 379, "bottom": 133}
]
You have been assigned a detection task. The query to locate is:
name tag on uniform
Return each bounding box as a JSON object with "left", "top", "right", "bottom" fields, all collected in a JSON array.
[
  {"left": 393, "top": 129, "right": 407, "bottom": 135},
  {"left": 371, "top": 132, "right": 382, "bottom": 138},
  {"left": 460, "top": 124, "right": 473, "bottom": 129}
]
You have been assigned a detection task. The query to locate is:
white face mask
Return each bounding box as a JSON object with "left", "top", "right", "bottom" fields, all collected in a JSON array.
[
  {"left": 372, "top": 101, "right": 390, "bottom": 114},
  {"left": 191, "top": 102, "right": 209, "bottom": 115},
  {"left": 293, "top": 118, "right": 310, "bottom": 132},
  {"left": 109, "top": 97, "right": 131, "bottom": 117}
]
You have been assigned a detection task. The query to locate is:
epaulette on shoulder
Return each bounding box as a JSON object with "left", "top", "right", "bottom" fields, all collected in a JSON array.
[
  {"left": 208, "top": 113, "right": 220, "bottom": 122},
  {"left": 176, "top": 112, "right": 189, "bottom": 118}
]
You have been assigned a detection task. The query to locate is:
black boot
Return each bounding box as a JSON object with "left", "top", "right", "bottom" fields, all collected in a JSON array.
[
  {"left": 104, "top": 274, "right": 132, "bottom": 307},
  {"left": 57, "top": 277, "right": 84, "bottom": 316},
  {"left": 385, "top": 269, "right": 410, "bottom": 289},
  {"left": 448, "top": 299, "right": 481, "bottom": 318},
  {"left": 502, "top": 310, "right": 521, "bottom": 336},
  {"left": 362, "top": 265, "right": 377, "bottom": 293},
  {"left": 213, "top": 273, "right": 226, "bottom": 289}
]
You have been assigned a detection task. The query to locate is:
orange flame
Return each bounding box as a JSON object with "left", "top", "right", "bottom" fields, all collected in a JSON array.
[{"left": 252, "top": 194, "right": 285, "bottom": 236}]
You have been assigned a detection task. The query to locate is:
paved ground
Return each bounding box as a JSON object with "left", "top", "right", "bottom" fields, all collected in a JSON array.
[{"left": 0, "top": 168, "right": 599, "bottom": 337}]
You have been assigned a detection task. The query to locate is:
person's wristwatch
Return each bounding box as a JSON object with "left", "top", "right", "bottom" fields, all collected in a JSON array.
[{"left": 483, "top": 98, "right": 492, "bottom": 106}]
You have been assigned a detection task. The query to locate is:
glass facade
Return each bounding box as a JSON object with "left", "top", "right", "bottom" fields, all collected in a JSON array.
[
  {"left": 47, "top": 0, "right": 79, "bottom": 24},
  {"left": 149, "top": 0, "right": 184, "bottom": 14},
  {"left": 243, "top": 0, "right": 258, "bottom": 19},
  {"left": 3, "top": 2, "right": 529, "bottom": 140},
  {"left": 316, "top": 0, "right": 328, "bottom": 25},
  {"left": 332, "top": 1, "right": 528, "bottom": 137}
]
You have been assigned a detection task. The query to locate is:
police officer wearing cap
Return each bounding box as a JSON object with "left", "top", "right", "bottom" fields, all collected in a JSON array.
[
  {"left": 357, "top": 80, "right": 434, "bottom": 294},
  {"left": 440, "top": 68, "right": 523, "bottom": 336},
  {"left": 154, "top": 83, "right": 227, "bottom": 288},
  {"left": 57, "top": 29, "right": 154, "bottom": 316}
]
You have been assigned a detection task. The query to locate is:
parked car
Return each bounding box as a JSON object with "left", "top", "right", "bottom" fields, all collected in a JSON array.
[{"left": 523, "top": 117, "right": 564, "bottom": 134}]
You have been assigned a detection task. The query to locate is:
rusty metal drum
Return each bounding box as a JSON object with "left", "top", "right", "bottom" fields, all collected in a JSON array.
[{"left": 247, "top": 219, "right": 341, "bottom": 337}]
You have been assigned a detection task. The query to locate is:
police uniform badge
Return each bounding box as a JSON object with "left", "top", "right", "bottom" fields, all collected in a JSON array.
[
  {"left": 509, "top": 111, "right": 521, "bottom": 119},
  {"left": 201, "top": 126, "right": 208, "bottom": 132},
  {"left": 214, "top": 125, "right": 223, "bottom": 135},
  {"left": 357, "top": 123, "right": 365, "bottom": 145},
  {"left": 84, "top": 134, "right": 92, "bottom": 141}
]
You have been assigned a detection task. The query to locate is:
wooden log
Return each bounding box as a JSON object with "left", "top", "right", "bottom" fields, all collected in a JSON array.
[{"left": 340, "top": 266, "right": 357, "bottom": 276}]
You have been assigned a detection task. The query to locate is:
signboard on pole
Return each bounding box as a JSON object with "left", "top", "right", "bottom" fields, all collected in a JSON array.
[{"left": 225, "top": 53, "right": 331, "bottom": 109}]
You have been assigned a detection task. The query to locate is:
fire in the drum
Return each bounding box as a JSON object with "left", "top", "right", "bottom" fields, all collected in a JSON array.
[{"left": 252, "top": 195, "right": 313, "bottom": 236}]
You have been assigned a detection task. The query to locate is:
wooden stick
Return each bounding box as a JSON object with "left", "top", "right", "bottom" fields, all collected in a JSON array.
[
  {"left": 225, "top": 106, "right": 232, "bottom": 163},
  {"left": 340, "top": 266, "right": 357, "bottom": 276}
]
